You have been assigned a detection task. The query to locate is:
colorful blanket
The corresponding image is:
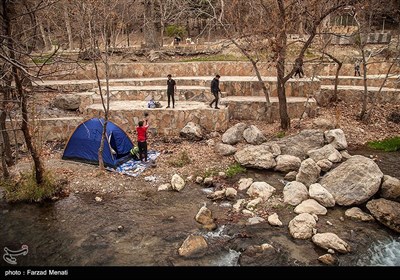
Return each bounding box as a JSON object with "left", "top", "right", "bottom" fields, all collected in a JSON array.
[{"left": 107, "top": 151, "right": 160, "bottom": 177}]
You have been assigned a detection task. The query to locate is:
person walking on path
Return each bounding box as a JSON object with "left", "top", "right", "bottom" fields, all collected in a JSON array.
[
  {"left": 293, "top": 57, "right": 304, "bottom": 78},
  {"left": 136, "top": 117, "right": 149, "bottom": 162},
  {"left": 166, "top": 74, "right": 176, "bottom": 108},
  {"left": 354, "top": 60, "right": 361, "bottom": 76},
  {"left": 210, "top": 74, "right": 221, "bottom": 109}
]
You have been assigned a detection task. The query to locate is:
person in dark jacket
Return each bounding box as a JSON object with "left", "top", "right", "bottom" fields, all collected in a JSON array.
[
  {"left": 210, "top": 74, "right": 221, "bottom": 109},
  {"left": 293, "top": 57, "right": 304, "bottom": 78},
  {"left": 166, "top": 74, "right": 176, "bottom": 108}
]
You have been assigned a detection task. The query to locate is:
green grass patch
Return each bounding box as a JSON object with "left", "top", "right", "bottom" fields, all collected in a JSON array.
[
  {"left": 225, "top": 163, "right": 246, "bottom": 178},
  {"left": 367, "top": 136, "right": 400, "bottom": 152},
  {"left": 202, "top": 167, "right": 220, "bottom": 178},
  {"left": 31, "top": 55, "right": 54, "bottom": 64},
  {"left": 276, "top": 131, "right": 286, "bottom": 138},
  {"left": 2, "top": 171, "right": 61, "bottom": 203},
  {"left": 182, "top": 54, "right": 247, "bottom": 62},
  {"left": 168, "top": 151, "right": 192, "bottom": 167}
]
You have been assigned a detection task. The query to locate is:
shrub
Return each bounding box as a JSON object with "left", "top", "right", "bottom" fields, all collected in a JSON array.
[
  {"left": 165, "top": 25, "right": 187, "bottom": 38},
  {"left": 226, "top": 163, "right": 246, "bottom": 177},
  {"left": 367, "top": 136, "right": 400, "bottom": 152}
]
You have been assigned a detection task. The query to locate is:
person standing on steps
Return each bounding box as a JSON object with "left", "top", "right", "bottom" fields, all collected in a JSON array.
[
  {"left": 210, "top": 74, "right": 221, "bottom": 109},
  {"left": 166, "top": 74, "right": 176, "bottom": 108},
  {"left": 354, "top": 60, "right": 361, "bottom": 76}
]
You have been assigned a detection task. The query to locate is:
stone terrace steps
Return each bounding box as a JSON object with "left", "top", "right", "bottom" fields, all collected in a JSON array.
[
  {"left": 91, "top": 85, "right": 211, "bottom": 103},
  {"left": 34, "top": 76, "right": 319, "bottom": 98},
  {"left": 320, "top": 85, "right": 400, "bottom": 104},
  {"left": 319, "top": 75, "right": 400, "bottom": 88}
]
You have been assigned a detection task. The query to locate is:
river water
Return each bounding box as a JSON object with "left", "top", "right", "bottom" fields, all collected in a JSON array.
[{"left": 0, "top": 147, "right": 399, "bottom": 266}]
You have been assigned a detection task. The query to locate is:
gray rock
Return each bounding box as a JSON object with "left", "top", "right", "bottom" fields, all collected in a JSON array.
[
  {"left": 275, "top": 155, "right": 301, "bottom": 173},
  {"left": 234, "top": 145, "right": 276, "bottom": 169},
  {"left": 313, "top": 118, "right": 336, "bottom": 130},
  {"left": 247, "top": 216, "right": 266, "bottom": 225},
  {"left": 380, "top": 175, "right": 400, "bottom": 202},
  {"left": 222, "top": 123, "right": 247, "bottom": 145},
  {"left": 53, "top": 95, "right": 81, "bottom": 110},
  {"left": 203, "top": 177, "right": 213, "bottom": 187},
  {"left": 207, "top": 189, "right": 226, "bottom": 200},
  {"left": 340, "top": 150, "right": 352, "bottom": 160},
  {"left": 318, "top": 254, "right": 336, "bottom": 265},
  {"left": 178, "top": 235, "right": 208, "bottom": 258},
  {"left": 195, "top": 205, "right": 214, "bottom": 225},
  {"left": 264, "top": 130, "right": 325, "bottom": 159},
  {"left": 238, "top": 178, "right": 253, "bottom": 191},
  {"left": 215, "top": 143, "right": 237, "bottom": 156},
  {"left": 242, "top": 209, "right": 255, "bottom": 216},
  {"left": 195, "top": 176, "right": 203, "bottom": 184},
  {"left": 158, "top": 183, "right": 172, "bottom": 191},
  {"left": 312, "top": 233, "right": 350, "bottom": 253},
  {"left": 307, "top": 144, "right": 342, "bottom": 163},
  {"left": 366, "top": 199, "right": 400, "bottom": 233},
  {"left": 320, "top": 156, "right": 383, "bottom": 206},
  {"left": 225, "top": 187, "right": 237, "bottom": 200},
  {"left": 206, "top": 139, "right": 215, "bottom": 147},
  {"left": 288, "top": 213, "right": 317, "bottom": 239},
  {"left": 294, "top": 199, "right": 328, "bottom": 215},
  {"left": 324, "top": 129, "right": 348, "bottom": 150},
  {"left": 309, "top": 183, "right": 335, "bottom": 207},
  {"left": 296, "top": 158, "right": 321, "bottom": 187},
  {"left": 243, "top": 125, "right": 267, "bottom": 145},
  {"left": 344, "top": 207, "right": 374, "bottom": 222},
  {"left": 180, "top": 122, "right": 204, "bottom": 141},
  {"left": 317, "top": 159, "right": 333, "bottom": 172},
  {"left": 268, "top": 213, "right": 283, "bottom": 226},
  {"left": 233, "top": 199, "right": 245, "bottom": 212},
  {"left": 171, "top": 174, "right": 185, "bottom": 191},
  {"left": 283, "top": 181, "right": 309, "bottom": 206},
  {"left": 246, "top": 197, "right": 263, "bottom": 211},
  {"left": 284, "top": 171, "right": 298, "bottom": 181},
  {"left": 247, "top": 182, "right": 276, "bottom": 201}
]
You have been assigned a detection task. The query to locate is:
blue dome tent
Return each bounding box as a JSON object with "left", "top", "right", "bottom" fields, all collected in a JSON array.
[{"left": 62, "top": 118, "right": 133, "bottom": 168}]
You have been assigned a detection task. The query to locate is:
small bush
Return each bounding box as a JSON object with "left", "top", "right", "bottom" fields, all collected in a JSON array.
[
  {"left": 367, "top": 136, "right": 400, "bottom": 152},
  {"left": 2, "top": 171, "right": 62, "bottom": 203},
  {"left": 168, "top": 151, "right": 191, "bottom": 167},
  {"left": 276, "top": 131, "right": 286, "bottom": 138},
  {"left": 226, "top": 163, "right": 246, "bottom": 177},
  {"left": 202, "top": 167, "right": 219, "bottom": 178},
  {"left": 165, "top": 24, "right": 187, "bottom": 38}
]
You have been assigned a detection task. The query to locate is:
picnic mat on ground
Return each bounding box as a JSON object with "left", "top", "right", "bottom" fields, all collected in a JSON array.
[{"left": 107, "top": 151, "right": 160, "bottom": 177}]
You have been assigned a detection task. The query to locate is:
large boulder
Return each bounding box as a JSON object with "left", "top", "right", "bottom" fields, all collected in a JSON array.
[
  {"left": 53, "top": 95, "right": 81, "bottom": 110},
  {"left": 366, "top": 199, "right": 400, "bottom": 233},
  {"left": 264, "top": 130, "right": 325, "bottom": 159},
  {"left": 222, "top": 123, "right": 247, "bottom": 145},
  {"left": 296, "top": 158, "right": 321, "bottom": 187},
  {"left": 288, "top": 213, "right": 317, "bottom": 239},
  {"left": 215, "top": 143, "right": 237, "bottom": 156},
  {"left": 320, "top": 156, "right": 383, "bottom": 206},
  {"left": 180, "top": 122, "right": 204, "bottom": 141},
  {"left": 294, "top": 199, "right": 328, "bottom": 215},
  {"left": 178, "top": 235, "right": 208, "bottom": 258},
  {"left": 234, "top": 145, "right": 276, "bottom": 169},
  {"left": 247, "top": 182, "right": 276, "bottom": 201},
  {"left": 243, "top": 125, "right": 267, "bottom": 145},
  {"left": 312, "top": 233, "right": 350, "bottom": 253},
  {"left": 238, "top": 178, "right": 254, "bottom": 191},
  {"left": 309, "top": 183, "right": 335, "bottom": 207},
  {"left": 324, "top": 129, "right": 348, "bottom": 150},
  {"left": 283, "top": 181, "right": 309, "bottom": 206},
  {"left": 380, "top": 175, "right": 400, "bottom": 202},
  {"left": 275, "top": 155, "right": 301, "bottom": 173},
  {"left": 307, "top": 144, "right": 342, "bottom": 163}
]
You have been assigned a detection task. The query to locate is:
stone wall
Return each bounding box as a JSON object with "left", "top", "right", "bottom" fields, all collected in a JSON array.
[
  {"left": 220, "top": 98, "right": 317, "bottom": 121},
  {"left": 85, "top": 102, "right": 229, "bottom": 136},
  {"left": 6, "top": 117, "right": 83, "bottom": 144},
  {"left": 35, "top": 61, "right": 400, "bottom": 80}
]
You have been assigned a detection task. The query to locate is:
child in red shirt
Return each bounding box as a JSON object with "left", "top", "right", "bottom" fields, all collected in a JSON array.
[{"left": 136, "top": 119, "right": 149, "bottom": 162}]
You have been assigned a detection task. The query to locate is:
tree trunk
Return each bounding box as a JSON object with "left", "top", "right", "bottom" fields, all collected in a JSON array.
[
  {"left": 277, "top": 56, "right": 290, "bottom": 129},
  {"left": 0, "top": 109, "right": 13, "bottom": 166},
  {"left": 1, "top": 141, "right": 10, "bottom": 179},
  {"left": 63, "top": 5, "right": 73, "bottom": 50},
  {"left": 143, "top": 0, "right": 160, "bottom": 49},
  {"left": 4, "top": 0, "right": 44, "bottom": 184},
  {"left": 359, "top": 49, "right": 368, "bottom": 120},
  {"left": 38, "top": 19, "right": 50, "bottom": 50},
  {"left": 333, "top": 62, "right": 342, "bottom": 102}
]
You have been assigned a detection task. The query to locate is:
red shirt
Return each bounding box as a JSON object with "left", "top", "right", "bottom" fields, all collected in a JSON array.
[{"left": 136, "top": 125, "right": 148, "bottom": 142}]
